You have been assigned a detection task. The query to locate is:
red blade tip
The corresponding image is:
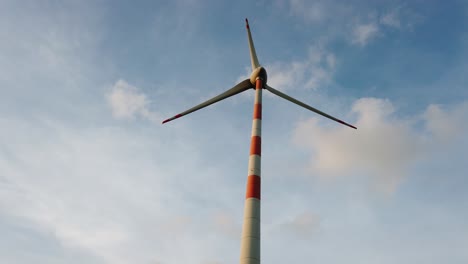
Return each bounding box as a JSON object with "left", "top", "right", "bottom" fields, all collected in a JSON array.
[
  {"left": 161, "top": 114, "right": 183, "bottom": 124},
  {"left": 245, "top": 18, "right": 249, "bottom": 29}
]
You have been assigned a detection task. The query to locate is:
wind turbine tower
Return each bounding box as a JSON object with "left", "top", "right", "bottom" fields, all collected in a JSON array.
[{"left": 163, "top": 18, "right": 356, "bottom": 264}]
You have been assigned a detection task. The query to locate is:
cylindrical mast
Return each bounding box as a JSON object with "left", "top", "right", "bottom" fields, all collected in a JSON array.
[{"left": 240, "top": 78, "right": 263, "bottom": 264}]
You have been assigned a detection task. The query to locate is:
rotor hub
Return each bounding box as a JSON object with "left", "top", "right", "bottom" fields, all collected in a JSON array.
[{"left": 250, "top": 67, "right": 267, "bottom": 86}]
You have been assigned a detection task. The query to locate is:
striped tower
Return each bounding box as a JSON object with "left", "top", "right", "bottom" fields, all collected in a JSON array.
[{"left": 240, "top": 77, "right": 262, "bottom": 264}]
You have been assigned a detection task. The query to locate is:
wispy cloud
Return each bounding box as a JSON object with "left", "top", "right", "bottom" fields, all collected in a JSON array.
[
  {"left": 380, "top": 6, "right": 424, "bottom": 30},
  {"left": 350, "top": 6, "right": 423, "bottom": 46},
  {"left": 273, "top": 45, "right": 336, "bottom": 91},
  {"left": 380, "top": 9, "right": 401, "bottom": 29},
  {"left": 107, "top": 80, "right": 160, "bottom": 123},
  {"left": 351, "top": 22, "right": 379, "bottom": 46}
]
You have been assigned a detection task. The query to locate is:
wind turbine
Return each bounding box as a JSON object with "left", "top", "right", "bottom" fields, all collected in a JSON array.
[{"left": 163, "top": 18, "right": 356, "bottom": 264}]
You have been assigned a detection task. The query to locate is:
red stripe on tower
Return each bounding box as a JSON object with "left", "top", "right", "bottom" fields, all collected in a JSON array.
[
  {"left": 253, "top": 103, "right": 262, "bottom": 119},
  {"left": 250, "top": 136, "right": 261, "bottom": 156},
  {"left": 245, "top": 175, "right": 261, "bottom": 199}
]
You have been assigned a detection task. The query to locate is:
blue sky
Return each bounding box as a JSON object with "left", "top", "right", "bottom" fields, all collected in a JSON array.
[{"left": 1, "top": 1, "right": 468, "bottom": 263}]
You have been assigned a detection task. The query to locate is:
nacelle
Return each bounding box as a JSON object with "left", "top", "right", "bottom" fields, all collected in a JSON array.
[{"left": 250, "top": 67, "right": 267, "bottom": 86}]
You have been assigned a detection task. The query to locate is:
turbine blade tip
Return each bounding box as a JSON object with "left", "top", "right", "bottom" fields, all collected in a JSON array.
[
  {"left": 162, "top": 114, "right": 183, "bottom": 124},
  {"left": 338, "top": 119, "right": 357, "bottom": 129},
  {"left": 245, "top": 18, "right": 249, "bottom": 28}
]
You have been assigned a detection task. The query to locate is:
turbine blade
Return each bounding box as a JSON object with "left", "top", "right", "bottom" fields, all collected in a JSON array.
[
  {"left": 162, "top": 79, "right": 254, "bottom": 124},
  {"left": 265, "top": 85, "right": 357, "bottom": 129},
  {"left": 245, "top": 18, "right": 260, "bottom": 70}
]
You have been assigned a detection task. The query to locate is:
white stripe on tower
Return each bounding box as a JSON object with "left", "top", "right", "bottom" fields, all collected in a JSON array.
[{"left": 240, "top": 78, "right": 262, "bottom": 264}]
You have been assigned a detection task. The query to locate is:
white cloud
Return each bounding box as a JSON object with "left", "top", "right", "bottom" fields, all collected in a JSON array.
[
  {"left": 380, "top": 9, "right": 401, "bottom": 28},
  {"left": 351, "top": 22, "right": 379, "bottom": 47},
  {"left": 380, "top": 6, "right": 424, "bottom": 31},
  {"left": 351, "top": 7, "right": 423, "bottom": 46},
  {"left": 266, "top": 44, "right": 337, "bottom": 91},
  {"left": 107, "top": 80, "right": 160, "bottom": 122},
  {"left": 292, "top": 98, "right": 468, "bottom": 192}
]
